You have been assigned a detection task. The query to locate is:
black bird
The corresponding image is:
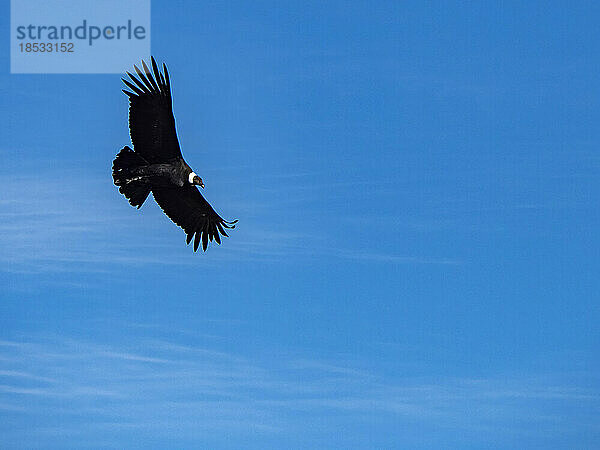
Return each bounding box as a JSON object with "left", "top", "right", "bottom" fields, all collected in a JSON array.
[{"left": 112, "top": 57, "right": 237, "bottom": 252}]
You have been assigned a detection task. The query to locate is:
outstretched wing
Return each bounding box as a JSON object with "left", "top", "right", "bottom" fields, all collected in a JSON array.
[
  {"left": 122, "top": 57, "right": 182, "bottom": 163},
  {"left": 152, "top": 186, "right": 238, "bottom": 252}
]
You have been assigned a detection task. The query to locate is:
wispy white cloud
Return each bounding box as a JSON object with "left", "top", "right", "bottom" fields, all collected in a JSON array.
[
  {"left": 0, "top": 370, "right": 56, "bottom": 383},
  {"left": 0, "top": 330, "right": 597, "bottom": 447},
  {"left": 329, "top": 249, "right": 462, "bottom": 265}
]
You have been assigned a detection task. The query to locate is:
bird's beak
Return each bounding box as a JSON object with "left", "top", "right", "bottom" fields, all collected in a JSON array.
[{"left": 200, "top": 182, "right": 205, "bottom": 189}]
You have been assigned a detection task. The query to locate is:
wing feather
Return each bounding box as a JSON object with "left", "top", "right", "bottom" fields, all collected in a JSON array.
[
  {"left": 152, "top": 185, "right": 236, "bottom": 252},
  {"left": 163, "top": 63, "right": 171, "bottom": 90},
  {"left": 126, "top": 71, "right": 150, "bottom": 93},
  {"left": 121, "top": 78, "right": 144, "bottom": 96},
  {"left": 134, "top": 64, "right": 155, "bottom": 93},
  {"left": 124, "top": 58, "right": 181, "bottom": 163},
  {"left": 142, "top": 60, "right": 160, "bottom": 92}
]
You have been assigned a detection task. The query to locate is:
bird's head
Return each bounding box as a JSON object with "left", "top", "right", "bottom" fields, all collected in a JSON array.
[
  {"left": 193, "top": 175, "right": 204, "bottom": 189},
  {"left": 188, "top": 171, "right": 204, "bottom": 188}
]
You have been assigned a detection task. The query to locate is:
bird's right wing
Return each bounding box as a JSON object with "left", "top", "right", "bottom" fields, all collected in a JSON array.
[
  {"left": 122, "top": 57, "right": 183, "bottom": 164},
  {"left": 152, "top": 185, "right": 237, "bottom": 252}
]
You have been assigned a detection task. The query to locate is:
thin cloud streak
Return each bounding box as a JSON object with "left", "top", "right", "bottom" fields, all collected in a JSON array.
[{"left": 0, "top": 332, "right": 597, "bottom": 444}]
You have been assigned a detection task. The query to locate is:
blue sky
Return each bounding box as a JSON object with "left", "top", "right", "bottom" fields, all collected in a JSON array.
[{"left": 1, "top": 1, "right": 599, "bottom": 448}]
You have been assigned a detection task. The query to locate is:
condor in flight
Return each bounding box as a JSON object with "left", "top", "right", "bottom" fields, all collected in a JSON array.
[{"left": 112, "top": 57, "right": 237, "bottom": 252}]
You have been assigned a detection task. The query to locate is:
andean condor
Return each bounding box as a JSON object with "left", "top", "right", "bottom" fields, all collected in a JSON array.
[{"left": 112, "top": 57, "right": 237, "bottom": 252}]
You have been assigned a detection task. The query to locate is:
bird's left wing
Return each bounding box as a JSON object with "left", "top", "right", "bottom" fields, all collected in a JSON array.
[
  {"left": 122, "top": 57, "right": 182, "bottom": 164},
  {"left": 152, "top": 186, "right": 237, "bottom": 252}
]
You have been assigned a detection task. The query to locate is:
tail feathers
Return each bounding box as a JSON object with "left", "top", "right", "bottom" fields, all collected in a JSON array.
[
  {"left": 118, "top": 182, "right": 151, "bottom": 208},
  {"left": 112, "top": 146, "right": 146, "bottom": 181},
  {"left": 112, "top": 146, "right": 151, "bottom": 208}
]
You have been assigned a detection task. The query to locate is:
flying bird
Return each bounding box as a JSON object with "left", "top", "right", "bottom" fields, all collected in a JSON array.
[{"left": 112, "top": 57, "right": 237, "bottom": 252}]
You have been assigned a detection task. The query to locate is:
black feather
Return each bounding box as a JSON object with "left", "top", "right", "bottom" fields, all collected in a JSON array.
[
  {"left": 202, "top": 228, "right": 208, "bottom": 251},
  {"left": 194, "top": 231, "right": 201, "bottom": 252},
  {"left": 142, "top": 60, "right": 160, "bottom": 93},
  {"left": 127, "top": 71, "right": 149, "bottom": 93},
  {"left": 121, "top": 78, "right": 144, "bottom": 96},
  {"left": 151, "top": 57, "right": 163, "bottom": 90},
  {"left": 163, "top": 63, "right": 170, "bottom": 90},
  {"left": 134, "top": 64, "right": 155, "bottom": 93}
]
